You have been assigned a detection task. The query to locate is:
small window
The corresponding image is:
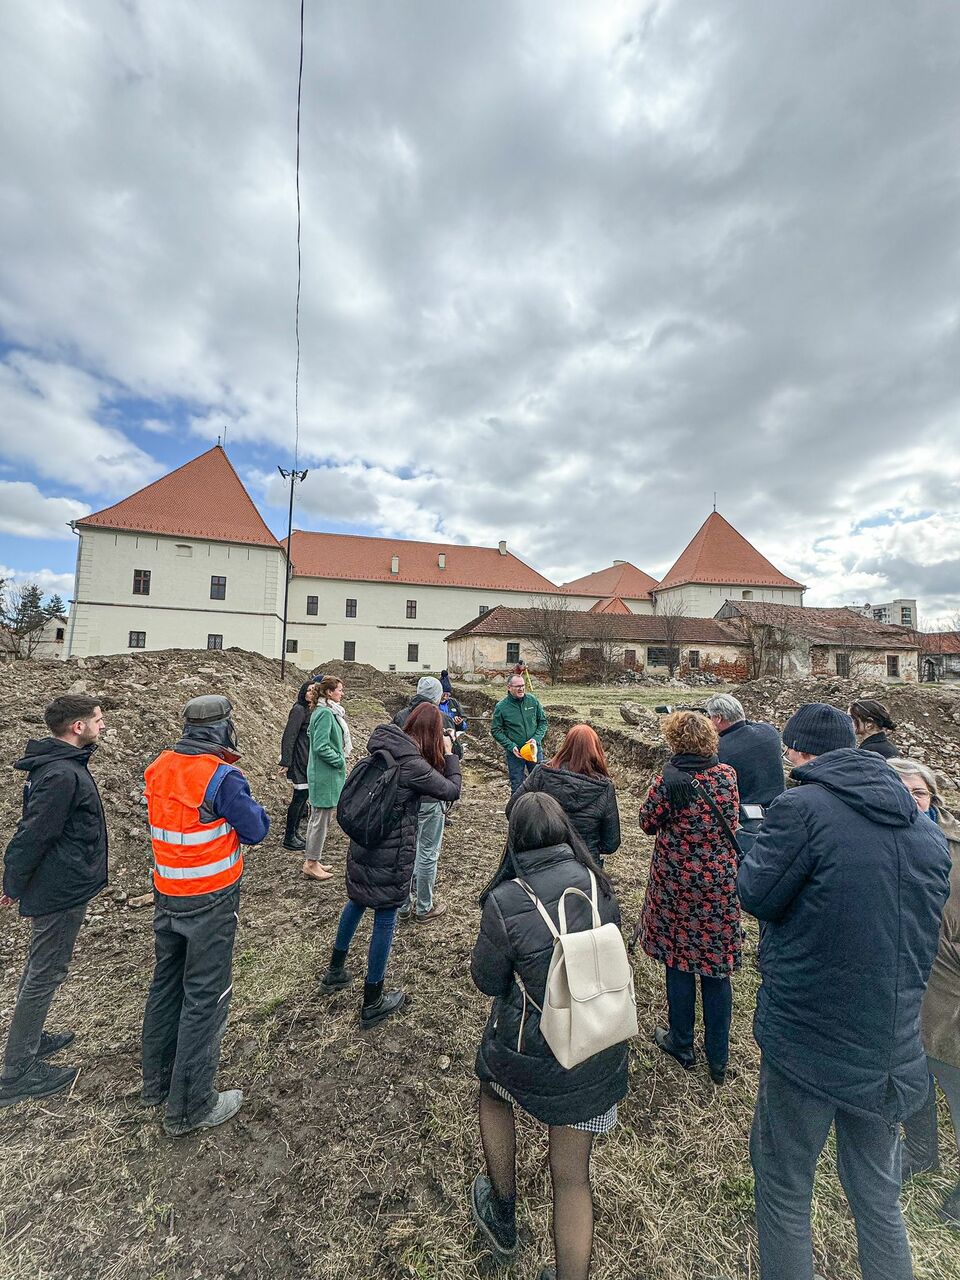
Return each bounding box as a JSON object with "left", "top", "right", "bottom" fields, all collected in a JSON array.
[
  {"left": 836, "top": 652, "right": 851, "bottom": 677},
  {"left": 286, "top": 638, "right": 298, "bottom": 654},
  {"left": 133, "top": 569, "right": 151, "bottom": 596},
  {"left": 306, "top": 596, "right": 319, "bottom": 616},
  {"left": 345, "top": 598, "right": 357, "bottom": 618},
  {"left": 478, "top": 604, "right": 490, "bottom": 615},
  {"left": 388, "top": 664, "right": 396, "bottom": 672},
  {"left": 207, "top": 634, "right": 223, "bottom": 650},
  {"left": 343, "top": 641, "right": 356, "bottom": 662},
  {"left": 506, "top": 642, "right": 520, "bottom": 664},
  {"left": 406, "top": 599, "right": 417, "bottom": 619},
  {"left": 175, "top": 544, "right": 193, "bottom": 558},
  {"left": 623, "top": 648, "right": 637, "bottom": 670},
  {"left": 407, "top": 644, "right": 419, "bottom": 663},
  {"left": 129, "top": 631, "right": 146, "bottom": 649},
  {"left": 741, "top": 590, "right": 753, "bottom": 600},
  {"left": 210, "top": 575, "right": 227, "bottom": 600},
  {"left": 688, "top": 650, "right": 700, "bottom": 670},
  {"left": 55, "top": 628, "right": 65, "bottom": 642},
  {"left": 887, "top": 655, "right": 900, "bottom": 677},
  {"left": 900, "top": 607, "right": 912, "bottom": 625},
  {"left": 647, "top": 646, "right": 674, "bottom": 667}
]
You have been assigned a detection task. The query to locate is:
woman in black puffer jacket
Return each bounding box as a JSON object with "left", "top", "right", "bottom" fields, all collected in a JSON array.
[
  {"left": 470, "top": 793, "right": 628, "bottom": 1280},
  {"left": 319, "top": 705, "right": 461, "bottom": 1028},
  {"left": 505, "top": 723, "right": 621, "bottom": 863}
]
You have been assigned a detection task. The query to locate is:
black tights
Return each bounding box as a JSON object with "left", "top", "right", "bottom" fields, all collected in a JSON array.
[{"left": 479, "top": 1083, "right": 595, "bottom": 1280}]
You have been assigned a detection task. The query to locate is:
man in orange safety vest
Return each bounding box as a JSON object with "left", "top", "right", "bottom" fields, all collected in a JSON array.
[{"left": 141, "top": 695, "right": 269, "bottom": 1136}]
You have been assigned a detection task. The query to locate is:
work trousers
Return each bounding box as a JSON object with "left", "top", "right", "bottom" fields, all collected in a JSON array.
[
  {"left": 283, "top": 788, "right": 309, "bottom": 844},
  {"left": 304, "top": 805, "right": 335, "bottom": 860},
  {"left": 750, "top": 1057, "right": 913, "bottom": 1280},
  {"left": 902, "top": 1056, "right": 960, "bottom": 1169},
  {"left": 505, "top": 749, "right": 537, "bottom": 794},
  {"left": 409, "top": 800, "right": 445, "bottom": 914},
  {"left": 3, "top": 902, "right": 87, "bottom": 1078},
  {"left": 665, "top": 964, "right": 733, "bottom": 1071},
  {"left": 141, "top": 884, "right": 240, "bottom": 1128}
]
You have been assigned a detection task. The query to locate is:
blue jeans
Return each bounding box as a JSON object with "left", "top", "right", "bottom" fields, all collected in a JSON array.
[
  {"left": 506, "top": 749, "right": 538, "bottom": 794},
  {"left": 665, "top": 964, "right": 732, "bottom": 1070},
  {"left": 334, "top": 900, "right": 398, "bottom": 984},
  {"left": 409, "top": 800, "right": 445, "bottom": 914},
  {"left": 750, "top": 1057, "right": 913, "bottom": 1280}
]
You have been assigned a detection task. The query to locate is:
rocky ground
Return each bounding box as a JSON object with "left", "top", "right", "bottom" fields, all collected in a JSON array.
[{"left": 0, "top": 654, "right": 957, "bottom": 1280}]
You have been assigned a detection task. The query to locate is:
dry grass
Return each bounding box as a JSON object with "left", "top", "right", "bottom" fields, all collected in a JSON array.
[{"left": 0, "top": 709, "right": 958, "bottom": 1280}]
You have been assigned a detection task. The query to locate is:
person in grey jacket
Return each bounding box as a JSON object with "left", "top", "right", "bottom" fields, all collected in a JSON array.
[
  {"left": 738, "top": 703, "right": 950, "bottom": 1280},
  {"left": 0, "top": 695, "right": 107, "bottom": 1108}
]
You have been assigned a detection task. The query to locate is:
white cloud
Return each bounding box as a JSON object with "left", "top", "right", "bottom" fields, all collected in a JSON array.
[
  {"left": 0, "top": 481, "right": 90, "bottom": 539},
  {"left": 0, "top": 564, "right": 75, "bottom": 602}
]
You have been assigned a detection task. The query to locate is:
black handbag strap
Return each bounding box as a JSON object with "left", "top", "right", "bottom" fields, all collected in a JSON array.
[{"left": 690, "top": 777, "right": 741, "bottom": 856}]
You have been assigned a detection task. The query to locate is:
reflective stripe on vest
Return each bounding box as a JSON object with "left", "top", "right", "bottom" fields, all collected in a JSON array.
[
  {"left": 144, "top": 751, "right": 244, "bottom": 897},
  {"left": 154, "top": 848, "right": 242, "bottom": 881}
]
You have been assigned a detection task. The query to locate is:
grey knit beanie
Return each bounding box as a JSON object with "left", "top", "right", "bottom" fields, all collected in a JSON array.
[
  {"left": 416, "top": 676, "right": 443, "bottom": 704},
  {"left": 783, "top": 703, "right": 856, "bottom": 756}
]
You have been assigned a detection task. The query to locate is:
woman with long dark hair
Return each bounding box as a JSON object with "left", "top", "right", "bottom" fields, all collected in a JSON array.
[
  {"left": 320, "top": 703, "right": 461, "bottom": 1028},
  {"left": 470, "top": 793, "right": 628, "bottom": 1280},
  {"left": 638, "top": 710, "right": 741, "bottom": 1084},
  {"left": 849, "top": 698, "right": 899, "bottom": 758},
  {"left": 505, "top": 723, "right": 620, "bottom": 863}
]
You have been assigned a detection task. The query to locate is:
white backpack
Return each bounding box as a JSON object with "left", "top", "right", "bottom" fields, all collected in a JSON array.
[{"left": 513, "top": 869, "right": 638, "bottom": 1069}]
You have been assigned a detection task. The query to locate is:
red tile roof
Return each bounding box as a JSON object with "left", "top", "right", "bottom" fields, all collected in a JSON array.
[
  {"left": 446, "top": 605, "right": 745, "bottom": 646},
  {"left": 721, "top": 601, "right": 918, "bottom": 650},
  {"left": 921, "top": 631, "right": 960, "bottom": 655},
  {"left": 588, "top": 595, "right": 633, "bottom": 615},
  {"left": 657, "top": 512, "right": 804, "bottom": 591},
  {"left": 563, "top": 561, "right": 658, "bottom": 600},
  {"left": 287, "top": 531, "right": 559, "bottom": 592},
  {"left": 76, "top": 446, "right": 281, "bottom": 548}
]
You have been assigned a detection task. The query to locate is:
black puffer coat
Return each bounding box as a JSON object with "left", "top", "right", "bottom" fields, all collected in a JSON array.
[
  {"left": 859, "top": 732, "right": 898, "bottom": 760},
  {"left": 3, "top": 738, "right": 108, "bottom": 916},
  {"left": 279, "top": 679, "right": 315, "bottom": 785},
  {"left": 505, "top": 765, "right": 621, "bottom": 859},
  {"left": 472, "top": 842, "right": 629, "bottom": 1125},
  {"left": 345, "top": 723, "right": 461, "bottom": 909}
]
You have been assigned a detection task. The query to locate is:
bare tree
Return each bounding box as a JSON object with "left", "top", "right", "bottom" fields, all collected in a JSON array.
[
  {"left": 526, "top": 595, "right": 578, "bottom": 684},
  {"left": 0, "top": 582, "right": 51, "bottom": 659},
  {"left": 657, "top": 595, "right": 686, "bottom": 677},
  {"left": 584, "top": 612, "right": 624, "bottom": 685}
]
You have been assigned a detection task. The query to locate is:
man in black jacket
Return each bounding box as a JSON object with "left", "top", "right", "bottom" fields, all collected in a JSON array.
[
  {"left": 0, "top": 695, "right": 107, "bottom": 1107},
  {"left": 706, "top": 693, "right": 784, "bottom": 858},
  {"left": 738, "top": 703, "right": 950, "bottom": 1280}
]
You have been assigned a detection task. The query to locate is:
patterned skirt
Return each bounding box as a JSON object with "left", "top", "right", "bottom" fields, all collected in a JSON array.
[{"left": 489, "top": 1081, "right": 617, "bottom": 1135}]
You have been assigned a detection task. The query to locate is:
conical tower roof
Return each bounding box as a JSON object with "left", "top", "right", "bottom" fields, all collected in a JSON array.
[
  {"left": 77, "top": 446, "right": 280, "bottom": 548},
  {"left": 657, "top": 512, "right": 803, "bottom": 590}
]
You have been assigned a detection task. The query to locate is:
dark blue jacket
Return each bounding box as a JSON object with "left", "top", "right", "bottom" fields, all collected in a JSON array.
[
  {"left": 738, "top": 748, "right": 950, "bottom": 1119},
  {"left": 718, "top": 719, "right": 785, "bottom": 808}
]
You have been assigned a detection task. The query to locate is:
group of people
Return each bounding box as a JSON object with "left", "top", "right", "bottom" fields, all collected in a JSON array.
[{"left": 0, "top": 678, "right": 957, "bottom": 1280}]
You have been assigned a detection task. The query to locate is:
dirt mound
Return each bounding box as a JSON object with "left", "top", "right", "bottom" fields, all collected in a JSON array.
[{"left": 734, "top": 675, "right": 960, "bottom": 792}]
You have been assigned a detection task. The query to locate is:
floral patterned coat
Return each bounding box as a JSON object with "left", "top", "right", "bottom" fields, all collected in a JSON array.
[{"left": 638, "top": 763, "right": 742, "bottom": 977}]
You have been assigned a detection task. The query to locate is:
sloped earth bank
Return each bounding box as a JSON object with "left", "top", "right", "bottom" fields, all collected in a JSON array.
[{"left": 0, "top": 655, "right": 957, "bottom": 1280}]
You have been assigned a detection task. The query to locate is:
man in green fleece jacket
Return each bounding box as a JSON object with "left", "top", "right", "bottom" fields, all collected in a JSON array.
[{"left": 491, "top": 675, "right": 548, "bottom": 793}]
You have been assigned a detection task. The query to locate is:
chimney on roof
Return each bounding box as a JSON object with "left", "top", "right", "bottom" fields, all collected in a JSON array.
[
  {"left": 390, "top": 554, "right": 399, "bottom": 575},
  {"left": 438, "top": 553, "right": 446, "bottom": 569},
  {"left": 498, "top": 540, "right": 507, "bottom": 556},
  {"left": 613, "top": 560, "right": 625, "bottom": 565}
]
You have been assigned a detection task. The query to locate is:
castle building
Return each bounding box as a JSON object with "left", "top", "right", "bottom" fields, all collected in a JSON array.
[{"left": 64, "top": 445, "right": 815, "bottom": 672}]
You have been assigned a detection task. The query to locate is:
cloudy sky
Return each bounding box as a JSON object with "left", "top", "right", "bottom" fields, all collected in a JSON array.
[{"left": 1, "top": 1, "right": 958, "bottom": 620}]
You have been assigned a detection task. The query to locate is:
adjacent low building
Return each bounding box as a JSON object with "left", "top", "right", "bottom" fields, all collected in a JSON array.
[
  {"left": 920, "top": 632, "right": 960, "bottom": 683},
  {"left": 445, "top": 605, "right": 750, "bottom": 680},
  {"left": 716, "top": 601, "right": 919, "bottom": 683}
]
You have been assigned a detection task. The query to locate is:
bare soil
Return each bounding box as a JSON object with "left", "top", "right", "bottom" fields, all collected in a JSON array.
[{"left": 0, "top": 655, "right": 957, "bottom": 1280}]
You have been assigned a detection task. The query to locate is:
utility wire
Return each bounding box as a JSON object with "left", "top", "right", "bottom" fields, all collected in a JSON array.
[{"left": 294, "top": 0, "right": 305, "bottom": 470}]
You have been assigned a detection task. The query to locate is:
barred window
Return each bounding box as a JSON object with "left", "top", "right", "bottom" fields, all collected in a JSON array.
[
  {"left": 207, "top": 634, "right": 223, "bottom": 650},
  {"left": 129, "top": 631, "right": 146, "bottom": 649}
]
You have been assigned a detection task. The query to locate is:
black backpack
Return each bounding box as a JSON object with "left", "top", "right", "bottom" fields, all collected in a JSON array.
[{"left": 336, "top": 749, "right": 402, "bottom": 847}]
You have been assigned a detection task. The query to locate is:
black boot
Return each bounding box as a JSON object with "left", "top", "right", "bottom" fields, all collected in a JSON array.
[
  {"left": 653, "top": 1025, "right": 696, "bottom": 1071},
  {"left": 470, "top": 1173, "right": 517, "bottom": 1258},
  {"left": 282, "top": 800, "right": 307, "bottom": 851},
  {"left": 360, "top": 980, "right": 405, "bottom": 1030},
  {"left": 320, "top": 947, "right": 352, "bottom": 993}
]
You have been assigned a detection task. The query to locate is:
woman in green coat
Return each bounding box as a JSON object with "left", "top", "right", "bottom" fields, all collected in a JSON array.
[{"left": 303, "top": 677, "right": 351, "bottom": 882}]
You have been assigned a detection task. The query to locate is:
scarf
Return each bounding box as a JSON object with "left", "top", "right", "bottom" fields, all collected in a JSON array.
[
  {"left": 326, "top": 699, "right": 353, "bottom": 755},
  {"left": 662, "top": 752, "right": 718, "bottom": 812}
]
